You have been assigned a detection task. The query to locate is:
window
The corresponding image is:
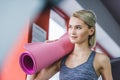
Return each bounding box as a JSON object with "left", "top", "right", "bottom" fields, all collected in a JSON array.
[{"left": 49, "top": 9, "right": 66, "bottom": 40}]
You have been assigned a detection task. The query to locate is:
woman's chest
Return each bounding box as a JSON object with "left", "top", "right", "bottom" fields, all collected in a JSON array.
[{"left": 65, "top": 55, "right": 89, "bottom": 68}]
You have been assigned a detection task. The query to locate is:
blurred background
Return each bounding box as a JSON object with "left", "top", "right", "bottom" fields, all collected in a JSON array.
[{"left": 0, "top": 0, "right": 120, "bottom": 80}]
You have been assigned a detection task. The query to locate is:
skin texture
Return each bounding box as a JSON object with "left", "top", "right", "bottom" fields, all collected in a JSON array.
[{"left": 26, "top": 16, "right": 113, "bottom": 80}]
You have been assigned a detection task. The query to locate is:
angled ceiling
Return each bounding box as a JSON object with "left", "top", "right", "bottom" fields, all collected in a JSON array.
[{"left": 101, "top": 0, "right": 120, "bottom": 26}]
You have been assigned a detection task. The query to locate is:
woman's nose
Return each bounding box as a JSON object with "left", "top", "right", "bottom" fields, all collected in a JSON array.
[{"left": 70, "top": 28, "right": 76, "bottom": 34}]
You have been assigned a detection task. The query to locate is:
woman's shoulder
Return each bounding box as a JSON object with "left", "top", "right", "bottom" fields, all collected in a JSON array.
[
  {"left": 94, "top": 51, "right": 111, "bottom": 65},
  {"left": 95, "top": 51, "right": 110, "bottom": 59}
]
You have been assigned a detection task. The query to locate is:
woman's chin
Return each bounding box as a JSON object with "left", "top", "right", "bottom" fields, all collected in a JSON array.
[{"left": 70, "top": 40, "right": 76, "bottom": 44}]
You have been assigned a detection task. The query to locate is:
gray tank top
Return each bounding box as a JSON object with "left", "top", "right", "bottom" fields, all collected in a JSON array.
[{"left": 59, "top": 51, "right": 98, "bottom": 80}]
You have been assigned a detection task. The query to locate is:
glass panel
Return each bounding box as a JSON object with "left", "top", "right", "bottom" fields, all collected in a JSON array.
[{"left": 49, "top": 9, "right": 66, "bottom": 40}]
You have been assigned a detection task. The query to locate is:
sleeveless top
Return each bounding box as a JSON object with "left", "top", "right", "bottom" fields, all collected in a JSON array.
[{"left": 59, "top": 51, "right": 98, "bottom": 80}]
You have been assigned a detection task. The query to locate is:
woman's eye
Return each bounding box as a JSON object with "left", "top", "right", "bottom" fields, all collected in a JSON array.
[{"left": 76, "top": 26, "right": 81, "bottom": 29}]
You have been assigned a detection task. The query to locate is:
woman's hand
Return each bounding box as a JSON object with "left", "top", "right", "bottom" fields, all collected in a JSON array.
[{"left": 45, "top": 39, "right": 58, "bottom": 43}]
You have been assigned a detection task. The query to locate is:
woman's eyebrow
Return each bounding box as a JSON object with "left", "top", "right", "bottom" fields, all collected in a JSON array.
[{"left": 69, "top": 24, "right": 81, "bottom": 26}]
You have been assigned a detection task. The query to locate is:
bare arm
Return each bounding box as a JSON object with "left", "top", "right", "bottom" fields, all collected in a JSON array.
[
  {"left": 26, "top": 60, "right": 61, "bottom": 80},
  {"left": 26, "top": 74, "right": 36, "bottom": 80},
  {"left": 99, "top": 54, "right": 113, "bottom": 80}
]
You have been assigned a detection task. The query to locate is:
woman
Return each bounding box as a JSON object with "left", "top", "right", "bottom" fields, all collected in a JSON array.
[{"left": 26, "top": 10, "right": 113, "bottom": 80}]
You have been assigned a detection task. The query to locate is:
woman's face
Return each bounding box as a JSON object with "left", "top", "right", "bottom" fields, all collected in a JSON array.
[{"left": 68, "top": 16, "right": 94, "bottom": 44}]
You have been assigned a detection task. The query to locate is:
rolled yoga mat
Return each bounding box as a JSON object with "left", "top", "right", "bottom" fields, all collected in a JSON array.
[{"left": 19, "top": 33, "right": 74, "bottom": 74}]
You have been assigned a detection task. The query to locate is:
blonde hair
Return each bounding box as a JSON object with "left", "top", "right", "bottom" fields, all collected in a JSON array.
[{"left": 72, "top": 10, "right": 97, "bottom": 48}]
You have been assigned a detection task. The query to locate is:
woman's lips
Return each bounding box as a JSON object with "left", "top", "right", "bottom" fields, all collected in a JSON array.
[{"left": 70, "top": 36, "right": 77, "bottom": 40}]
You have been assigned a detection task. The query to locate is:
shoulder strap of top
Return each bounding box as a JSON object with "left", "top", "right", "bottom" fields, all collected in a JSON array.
[
  {"left": 87, "top": 51, "right": 96, "bottom": 63},
  {"left": 60, "top": 55, "right": 68, "bottom": 66}
]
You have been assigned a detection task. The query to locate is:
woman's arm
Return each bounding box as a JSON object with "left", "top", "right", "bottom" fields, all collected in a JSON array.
[
  {"left": 99, "top": 54, "right": 113, "bottom": 80},
  {"left": 26, "top": 60, "right": 61, "bottom": 80},
  {"left": 26, "top": 74, "right": 36, "bottom": 80}
]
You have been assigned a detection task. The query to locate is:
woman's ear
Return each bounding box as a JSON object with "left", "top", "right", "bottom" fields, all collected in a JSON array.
[{"left": 89, "top": 27, "right": 95, "bottom": 36}]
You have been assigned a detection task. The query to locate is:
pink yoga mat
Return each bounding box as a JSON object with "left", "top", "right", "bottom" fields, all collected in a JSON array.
[{"left": 19, "top": 33, "right": 74, "bottom": 74}]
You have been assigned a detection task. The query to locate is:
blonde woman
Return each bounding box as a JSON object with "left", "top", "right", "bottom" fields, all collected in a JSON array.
[{"left": 26, "top": 10, "right": 113, "bottom": 80}]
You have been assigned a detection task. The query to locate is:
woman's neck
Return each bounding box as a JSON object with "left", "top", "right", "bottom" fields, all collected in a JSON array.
[{"left": 72, "top": 42, "right": 91, "bottom": 55}]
